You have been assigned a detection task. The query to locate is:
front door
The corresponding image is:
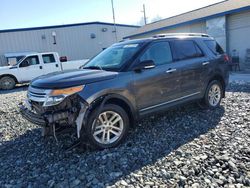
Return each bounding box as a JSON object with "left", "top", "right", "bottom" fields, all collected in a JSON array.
[
  {"left": 18, "top": 55, "right": 45, "bottom": 82},
  {"left": 132, "top": 41, "right": 181, "bottom": 113}
]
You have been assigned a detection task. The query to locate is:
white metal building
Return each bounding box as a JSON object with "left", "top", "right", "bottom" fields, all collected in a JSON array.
[
  {"left": 0, "top": 22, "right": 139, "bottom": 66},
  {"left": 125, "top": 0, "right": 250, "bottom": 70}
]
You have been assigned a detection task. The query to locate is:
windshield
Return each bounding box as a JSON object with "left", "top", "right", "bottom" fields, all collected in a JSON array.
[{"left": 84, "top": 43, "right": 141, "bottom": 71}]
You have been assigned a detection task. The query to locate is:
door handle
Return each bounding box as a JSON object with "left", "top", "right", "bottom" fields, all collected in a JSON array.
[
  {"left": 55, "top": 64, "right": 59, "bottom": 67},
  {"left": 166, "top": 69, "right": 177, "bottom": 73},
  {"left": 202, "top": 62, "right": 210, "bottom": 66},
  {"left": 39, "top": 66, "right": 43, "bottom": 69}
]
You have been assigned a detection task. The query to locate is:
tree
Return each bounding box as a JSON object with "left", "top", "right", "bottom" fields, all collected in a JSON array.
[
  {"left": 151, "top": 15, "right": 163, "bottom": 23},
  {"left": 137, "top": 17, "right": 146, "bottom": 26}
]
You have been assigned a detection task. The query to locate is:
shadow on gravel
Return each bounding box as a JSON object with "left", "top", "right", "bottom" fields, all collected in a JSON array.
[
  {"left": 0, "top": 84, "right": 28, "bottom": 94},
  {"left": 0, "top": 102, "right": 225, "bottom": 187}
]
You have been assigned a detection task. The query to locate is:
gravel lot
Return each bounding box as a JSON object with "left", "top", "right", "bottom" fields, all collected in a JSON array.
[{"left": 0, "top": 82, "right": 250, "bottom": 188}]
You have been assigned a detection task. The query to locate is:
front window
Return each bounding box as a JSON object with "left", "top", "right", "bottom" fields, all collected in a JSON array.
[
  {"left": 19, "top": 56, "right": 39, "bottom": 67},
  {"left": 140, "top": 42, "right": 173, "bottom": 65},
  {"left": 84, "top": 43, "right": 142, "bottom": 71}
]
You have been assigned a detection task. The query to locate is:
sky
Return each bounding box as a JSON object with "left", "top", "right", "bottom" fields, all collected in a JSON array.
[{"left": 0, "top": 0, "right": 223, "bottom": 30}]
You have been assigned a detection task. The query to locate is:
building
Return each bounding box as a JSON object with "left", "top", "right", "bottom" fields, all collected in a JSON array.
[
  {"left": 0, "top": 22, "right": 139, "bottom": 66},
  {"left": 125, "top": 0, "right": 250, "bottom": 70}
]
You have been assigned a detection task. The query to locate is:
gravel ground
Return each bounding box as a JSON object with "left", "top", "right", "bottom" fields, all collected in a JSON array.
[{"left": 0, "top": 83, "right": 250, "bottom": 188}]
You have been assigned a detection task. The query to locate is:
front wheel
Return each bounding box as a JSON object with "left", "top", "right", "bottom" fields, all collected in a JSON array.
[
  {"left": 0, "top": 76, "right": 16, "bottom": 90},
  {"left": 83, "top": 104, "right": 129, "bottom": 149},
  {"left": 203, "top": 80, "right": 223, "bottom": 108}
]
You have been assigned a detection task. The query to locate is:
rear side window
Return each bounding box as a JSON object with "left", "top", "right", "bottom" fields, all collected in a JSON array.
[
  {"left": 204, "top": 40, "right": 224, "bottom": 55},
  {"left": 173, "top": 40, "right": 204, "bottom": 61},
  {"left": 140, "top": 42, "right": 173, "bottom": 66},
  {"left": 42, "top": 54, "right": 56, "bottom": 63}
]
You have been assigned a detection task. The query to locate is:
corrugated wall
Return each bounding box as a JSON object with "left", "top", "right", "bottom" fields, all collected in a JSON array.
[
  {"left": 0, "top": 24, "right": 137, "bottom": 66},
  {"left": 128, "top": 0, "right": 250, "bottom": 37}
]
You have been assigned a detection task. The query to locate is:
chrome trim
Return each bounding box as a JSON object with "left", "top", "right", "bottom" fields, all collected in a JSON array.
[
  {"left": 27, "top": 86, "right": 51, "bottom": 103},
  {"left": 144, "top": 65, "right": 155, "bottom": 69},
  {"left": 166, "top": 69, "right": 177, "bottom": 73},
  {"left": 140, "top": 92, "right": 201, "bottom": 112},
  {"left": 202, "top": 62, "right": 210, "bottom": 66}
]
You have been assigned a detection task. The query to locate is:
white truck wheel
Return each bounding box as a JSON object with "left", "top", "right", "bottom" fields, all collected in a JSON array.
[{"left": 0, "top": 76, "right": 16, "bottom": 90}]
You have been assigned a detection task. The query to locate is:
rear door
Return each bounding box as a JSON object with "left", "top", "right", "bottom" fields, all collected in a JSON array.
[
  {"left": 132, "top": 41, "right": 181, "bottom": 113},
  {"left": 171, "top": 40, "right": 208, "bottom": 97},
  {"left": 42, "top": 53, "right": 61, "bottom": 74},
  {"left": 18, "top": 55, "right": 44, "bottom": 82}
]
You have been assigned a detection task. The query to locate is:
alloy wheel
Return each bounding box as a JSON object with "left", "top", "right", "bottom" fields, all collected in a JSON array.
[
  {"left": 92, "top": 111, "right": 124, "bottom": 145},
  {"left": 208, "top": 84, "right": 221, "bottom": 107}
]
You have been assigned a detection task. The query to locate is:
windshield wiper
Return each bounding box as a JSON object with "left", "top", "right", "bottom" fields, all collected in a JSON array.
[{"left": 83, "top": 66, "right": 103, "bottom": 70}]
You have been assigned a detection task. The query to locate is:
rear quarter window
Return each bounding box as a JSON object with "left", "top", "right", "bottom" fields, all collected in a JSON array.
[{"left": 204, "top": 40, "right": 224, "bottom": 55}]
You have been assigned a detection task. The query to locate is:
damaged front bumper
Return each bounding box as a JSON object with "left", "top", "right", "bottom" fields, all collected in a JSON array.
[
  {"left": 19, "top": 104, "right": 46, "bottom": 126},
  {"left": 19, "top": 96, "right": 89, "bottom": 139}
]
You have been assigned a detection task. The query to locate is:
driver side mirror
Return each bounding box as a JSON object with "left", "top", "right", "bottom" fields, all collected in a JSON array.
[
  {"left": 133, "top": 60, "right": 156, "bottom": 72},
  {"left": 20, "top": 60, "right": 29, "bottom": 67}
]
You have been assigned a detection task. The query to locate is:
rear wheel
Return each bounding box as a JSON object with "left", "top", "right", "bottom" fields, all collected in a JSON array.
[
  {"left": 203, "top": 80, "right": 223, "bottom": 108},
  {"left": 0, "top": 76, "right": 16, "bottom": 90},
  {"left": 84, "top": 104, "right": 129, "bottom": 149}
]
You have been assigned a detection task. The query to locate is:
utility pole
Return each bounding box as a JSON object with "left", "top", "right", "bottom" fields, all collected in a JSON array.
[
  {"left": 142, "top": 4, "right": 147, "bottom": 25},
  {"left": 111, "top": 0, "right": 118, "bottom": 42}
]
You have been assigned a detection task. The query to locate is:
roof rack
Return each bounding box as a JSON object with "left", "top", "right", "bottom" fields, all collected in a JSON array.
[{"left": 152, "top": 33, "right": 210, "bottom": 38}]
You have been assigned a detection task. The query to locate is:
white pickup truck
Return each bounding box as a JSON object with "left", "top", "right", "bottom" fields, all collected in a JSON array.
[{"left": 0, "top": 52, "right": 89, "bottom": 90}]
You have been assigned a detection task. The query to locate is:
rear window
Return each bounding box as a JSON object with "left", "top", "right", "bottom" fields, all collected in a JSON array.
[
  {"left": 204, "top": 40, "right": 224, "bottom": 55},
  {"left": 42, "top": 54, "right": 56, "bottom": 63},
  {"left": 173, "top": 40, "right": 204, "bottom": 61}
]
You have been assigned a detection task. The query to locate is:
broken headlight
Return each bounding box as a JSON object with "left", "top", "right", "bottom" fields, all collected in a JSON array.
[{"left": 43, "top": 85, "right": 84, "bottom": 107}]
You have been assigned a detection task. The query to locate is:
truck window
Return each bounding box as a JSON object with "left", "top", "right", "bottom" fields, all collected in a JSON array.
[
  {"left": 42, "top": 54, "right": 56, "bottom": 63},
  {"left": 172, "top": 40, "right": 204, "bottom": 61},
  {"left": 140, "top": 42, "right": 173, "bottom": 66},
  {"left": 204, "top": 40, "right": 224, "bottom": 55},
  {"left": 20, "top": 56, "right": 39, "bottom": 67}
]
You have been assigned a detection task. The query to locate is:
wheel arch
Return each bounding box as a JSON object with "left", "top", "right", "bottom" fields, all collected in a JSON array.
[
  {"left": 86, "top": 94, "right": 138, "bottom": 128},
  {"left": 207, "top": 74, "right": 226, "bottom": 98},
  {"left": 0, "top": 74, "right": 18, "bottom": 83}
]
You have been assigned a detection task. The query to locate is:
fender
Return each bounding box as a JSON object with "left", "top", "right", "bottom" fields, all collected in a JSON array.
[
  {"left": 203, "top": 68, "right": 226, "bottom": 97},
  {"left": 0, "top": 74, "right": 18, "bottom": 83}
]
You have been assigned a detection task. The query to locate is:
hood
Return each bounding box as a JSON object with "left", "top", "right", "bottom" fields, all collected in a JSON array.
[
  {"left": 31, "top": 69, "right": 118, "bottom": 89},
  {"left": 0, "top": 65, "right": 16, "bottom": 71}
]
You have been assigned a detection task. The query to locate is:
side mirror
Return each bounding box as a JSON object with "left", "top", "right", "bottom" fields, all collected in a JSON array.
[
  {"left": 20, "top": 60, "right": 29, "bottom": 67},
  {"left": 133, "top": 60, "right": 156, "bottom": 72}
]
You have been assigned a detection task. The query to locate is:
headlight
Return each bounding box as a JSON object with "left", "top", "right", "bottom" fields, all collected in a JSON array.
[{"left": 43, "top": 85, "right": 84, "bottom": 107}]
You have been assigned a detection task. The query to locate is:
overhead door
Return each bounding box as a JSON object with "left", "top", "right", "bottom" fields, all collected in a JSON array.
[{"left": 228, "top": 10, "right": 250, "bottom": 69}]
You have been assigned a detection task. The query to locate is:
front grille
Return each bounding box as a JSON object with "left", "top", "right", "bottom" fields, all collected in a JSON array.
[{"left": 28, "top": 86, "right": 51, "bottom": 102}]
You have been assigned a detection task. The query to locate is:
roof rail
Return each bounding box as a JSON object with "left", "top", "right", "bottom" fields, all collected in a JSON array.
[{"left": 152, "top": 33, "right": 210, "bottom": 38}]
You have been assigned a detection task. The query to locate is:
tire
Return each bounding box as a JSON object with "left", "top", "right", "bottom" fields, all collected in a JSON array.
[
  {"left": 203, "top": 80, "right": 223, "bottom": 108},
  {"left": 83, "top": 104, "right": 129, "bottom": 149},
  {"left": 0, "top": 76, "right": 16, "bottom": 90}
]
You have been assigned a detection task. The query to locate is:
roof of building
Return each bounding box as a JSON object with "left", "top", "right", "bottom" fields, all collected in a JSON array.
[
  {"left": 0, "top": 21, "right": 140, "bottom": 33},
  {"left": 125, "top": 0, "right": 250, "bottom": 39}
]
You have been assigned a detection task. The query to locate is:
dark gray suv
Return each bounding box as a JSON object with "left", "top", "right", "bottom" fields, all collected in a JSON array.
[{"left": 20, "top": 33, "right": 229, "bottom": 149}]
